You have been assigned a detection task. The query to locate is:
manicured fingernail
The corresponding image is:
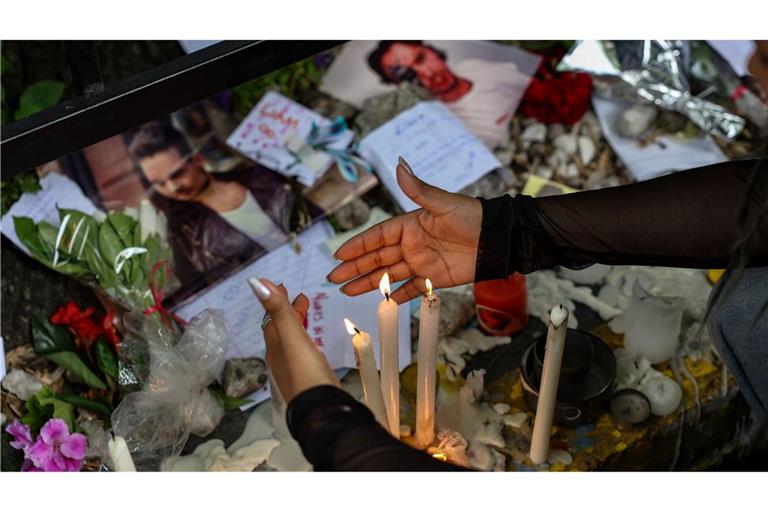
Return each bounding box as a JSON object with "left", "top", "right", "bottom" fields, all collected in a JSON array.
[
  {"left": 398, "top": 156, "right": 414, "bottom": 175},
  {"left": 248, "top": 277, "right": 271, "bottom": 301}
]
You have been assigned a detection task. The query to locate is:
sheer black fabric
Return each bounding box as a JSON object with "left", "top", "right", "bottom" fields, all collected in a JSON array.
[
  {"left": 286, "top": 385, "right": 466, "bottom": 471},
  {"left": 477, "top": 159, "right": 768, "bottom": 279}
]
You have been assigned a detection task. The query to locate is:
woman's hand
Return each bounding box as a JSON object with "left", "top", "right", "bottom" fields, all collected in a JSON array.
[
  {"left": 328, "top": 158, "right": 482, "bottom": 304},
  {"left": 249, "top": 278, "right": 339, "bottom": 404}
]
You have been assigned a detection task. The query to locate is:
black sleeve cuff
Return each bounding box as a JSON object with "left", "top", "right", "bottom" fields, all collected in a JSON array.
[
  {"left": 475, "top": 195, "right": 515, "bottom": 281},
  {"left": 286, "top": 385, "right": 379, "bottom": 468}
]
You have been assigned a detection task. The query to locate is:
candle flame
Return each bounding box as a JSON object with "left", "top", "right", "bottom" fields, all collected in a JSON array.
[
  {"left": 432, "top": 452, "right": 448, "bottom": 462},
  {"left": 344, "top": 318, "right": 358, "bottom": 336},
  {"left": 426, "top": 278, "right": 433, "bottom": 296},
  {"left": 379, "top": 272, "right": 391, "bottom": 298}
]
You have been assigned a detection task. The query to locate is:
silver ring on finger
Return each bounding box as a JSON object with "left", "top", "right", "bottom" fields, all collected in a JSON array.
[{"left": 261, "top": 314, "right": 273, "bottom": 331}]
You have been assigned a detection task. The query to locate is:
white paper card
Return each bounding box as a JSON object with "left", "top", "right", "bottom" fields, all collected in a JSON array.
[
  {"left": 173, "top": 221, "right": 411, "bottom": 408},
  {"left": 0, "top": 336, "right": 6, "bottom": 381},
  {"left": 358, "top": 101, "right": 501, "bottom": 211},
  {"left": 226, "top": 91, "right": 354, "bottom": 187},
  {"left": 592, "top": 96, "right": 728, "bottom": 182}
]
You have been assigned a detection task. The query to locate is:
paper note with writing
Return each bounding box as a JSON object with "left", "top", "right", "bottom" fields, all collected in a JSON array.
[
  {"left": 0, "top": 335, "right": 5, "bottom": 380},
  {"left": 358, "top": 101, "right": 501, "bottom": 211},
  {"left": 324, "top": 207, "right": 392, "bottom": 255},
  {"left": 592, "top": 96, "right": 727, "bottom": 182},
  {"left": 226, "top": 91, "right": 355, "bottom": 187},
  {"left": 1, "top": 172, "right": 100, "bottom": 255},
  {"left": 173, "top": 221, "right": 411, "bottom": 408}
]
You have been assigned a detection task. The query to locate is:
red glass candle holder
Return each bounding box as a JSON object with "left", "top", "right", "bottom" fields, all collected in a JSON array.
[{"left": 474, "top": 273, "right": 528, "bottom": 336}]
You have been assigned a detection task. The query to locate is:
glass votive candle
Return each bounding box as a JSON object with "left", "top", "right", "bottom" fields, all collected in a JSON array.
[
  {"left": 623, "top": 280, "right": 684, "bottom": 364},
  {"left": 473, "top": 273, "right": 528, "bottom": 336}
]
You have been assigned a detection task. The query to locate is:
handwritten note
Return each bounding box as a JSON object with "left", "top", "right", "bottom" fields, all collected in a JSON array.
[
  {"left": 592, "top": 96, "right": 727, "bottom": 181},
  {"left": 173, "top": 221, "right": 411, "bottom": 408},
  {"left": 357, "top": 101, "right": 501, "bottom": 211},
  {"left": 226, "top": 91, "right": 354, "bottom": 187},
  {"left": 1, "top": 172, "right": 100, "bottom": 254}
]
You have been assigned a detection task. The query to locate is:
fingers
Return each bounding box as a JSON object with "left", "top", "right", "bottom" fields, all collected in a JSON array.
[
  {"left": 340, "top": 261, "right": 412, "bottom": 297},
  {"left": 389, "top": 277, "right": 429, "bottom": 304},
  {"left": 396, "top": 157, "right": 455, "bottom": 215},
  {"left": 328, "top": 245, "right": 404, "bottom": 284},
  {"left": 292, "top": 293, "right": 309, "bottom": 321},
  {"left": 333, "top": 216, "right": 404, "bottom": 261},
  {"left": 249, "top": 278, "right": 310, "bottom": 350}
]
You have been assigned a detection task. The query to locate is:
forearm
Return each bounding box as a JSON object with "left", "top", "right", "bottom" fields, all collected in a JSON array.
[
  {"left": 476, "top": 159, "right": 768, "bottom": 280},
  {"left": 286, "top": 385, "right": 466, "bottom": 471}
]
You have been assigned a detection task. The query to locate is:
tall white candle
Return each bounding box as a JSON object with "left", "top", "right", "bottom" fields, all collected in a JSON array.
[
  {"left": 416, "top": 278, "right": 441, "bottom": 448},
  {"left": 529, "top": 304, "right": 569, "bottom": 465},
  {"left": 108, "top": 433, "right": 137, "bottom": 472},
  {"left": 377, "top": 272, "right": 400, "bottom": 438},
  {"left": 345, "top": 318, "right": 389, "bottom": 428}
]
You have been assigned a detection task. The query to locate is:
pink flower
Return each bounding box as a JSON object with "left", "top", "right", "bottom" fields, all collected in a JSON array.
[
  {"left": 25, "top": 418, "right": 87, "bottom": 472},
  {"left": 6, "top": 420, "right": 34, "bottom": 450}
]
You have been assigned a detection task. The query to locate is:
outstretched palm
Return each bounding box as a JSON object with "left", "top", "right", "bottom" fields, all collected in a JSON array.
[{"left": 328, "top": 160, "right": 482, "bottom": 304}]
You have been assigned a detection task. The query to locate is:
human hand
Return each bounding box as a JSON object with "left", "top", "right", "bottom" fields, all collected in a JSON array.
[
  {"left": 327, "top": 157, "right": 482, "bottom": 304},
  {"left": 249, "top": 278, "right": 339, "bottom": 404}
]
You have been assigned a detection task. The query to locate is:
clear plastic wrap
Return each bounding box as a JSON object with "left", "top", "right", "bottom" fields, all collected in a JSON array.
[{"left": 109, "top": 310, "right": 229, "bottom": 470}]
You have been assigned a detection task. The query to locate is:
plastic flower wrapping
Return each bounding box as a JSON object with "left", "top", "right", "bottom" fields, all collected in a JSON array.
[{"left": 12, "top": 207, "right": 230, "bottom": 470}]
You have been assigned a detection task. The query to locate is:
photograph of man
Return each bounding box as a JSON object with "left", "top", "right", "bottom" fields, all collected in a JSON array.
[
  {"left": 320, "top": 41, "right": 539, "bottom": 148},
  {"left": 128, "top": 121, "right": 322, "bottom": 294},
  {"left": 365, "top": 41, "right": 535, "bottom": 147}
]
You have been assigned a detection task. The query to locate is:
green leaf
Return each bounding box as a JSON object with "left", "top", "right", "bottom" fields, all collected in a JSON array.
[
  {"left": 107, "top": 211, "right": 138, "bottom": 248},
  {"left": 45, "top": 352, "right": 106, "bottom": 390},
  {"left": 57, "top": 392, "right": 113, "bottom": 418},
  {"left": 37, "top": 220, "right": 59, "bottom": 256},
  {"left": 94, "top": 336, "right": 118, "bottom": 381},
  {"left": 12, "top": 216, "right": 49, "bottom": 262},
  {"left": 17, "top": 172, "right": 42, "bottom": 194},
  {"left": 209, "top": 387, "right": 252, "bottom": 411},
  {"left": 98, "top": 221, "right": 124, "bottom": 274},
  {"left": 57, "top": 208, "right": 99, "bottom": 261},
  {"left": 31, "top": 312, "right": 76, "bottom": 354},
  {"left": 21, "top": 388, "right": 55, "bottom": 433},
  {"left": 38, "top": 396, "right": 76, "bottom": 432},
  {"left": 14, "top": 80, "right": 65, "bottom": 120}
]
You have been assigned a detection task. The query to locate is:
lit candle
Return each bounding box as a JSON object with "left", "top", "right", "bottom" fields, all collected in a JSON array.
[
  {"left": 416, "top": 278, "right": 441, "bottom": 448},
  {"left": 344, "top": 318, "right": 389, "bottom": 428},
  {"left": 529, "top": 304, "right": 569, "bottom": 465},
  {"left": 377, "top": 272, "right": 400, "bottom": 438},
  {"left": 108, "top": 433, "right": 137, "bottom": 472}
]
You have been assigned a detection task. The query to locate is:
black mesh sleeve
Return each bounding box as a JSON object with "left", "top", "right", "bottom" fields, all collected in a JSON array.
[
  {"left": 286, "top": 385, "right": 467, "bottom": 471},
  {"left": 475, "top": 159, "right": 768, "bottom": 278}
]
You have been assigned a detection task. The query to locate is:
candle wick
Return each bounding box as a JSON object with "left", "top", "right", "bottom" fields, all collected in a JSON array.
[
  {"left": 354, "top": 327, "right": 361, "bottom": 334},
  {"left": 385, "top": 292, "right": 390, "bottom": 302}
]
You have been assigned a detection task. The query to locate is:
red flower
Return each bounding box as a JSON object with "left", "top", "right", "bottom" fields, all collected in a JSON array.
[
  {"left": 520, "top": 72, "right": 593, "bottom": 125},
  {"left": 50, "top": 301, "right": 120, "bottom": 352},
  {"left": 101, "top": 310, "right": 121, "bottom": 352}
]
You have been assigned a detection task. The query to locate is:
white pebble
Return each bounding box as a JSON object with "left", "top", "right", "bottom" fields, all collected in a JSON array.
[
  {"left": 578, "top": 136, "right": 596, "bottom": 165},
  {"left": 547, "top": 449, "right": 573, "bottom": 466},
  {"left": 553, "top": 134, "right": 578, "bottom": 156},
  {"left": 493, "top": 403, "right": 512, "bottom": 415},
  {"left": 503, "top": 412, "right": 528, "bottom": 429},
  {"left": 521, "top": 123, "right": 547, "bottom": 143}
]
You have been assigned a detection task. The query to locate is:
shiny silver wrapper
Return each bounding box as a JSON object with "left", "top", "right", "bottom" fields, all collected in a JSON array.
[{"left": 559, "top": 40, "right": 745, "bottom": 140}]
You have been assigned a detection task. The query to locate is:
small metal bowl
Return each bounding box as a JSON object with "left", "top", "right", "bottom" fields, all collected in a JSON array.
[{"left": 520, "top": 330, "right": 616, "bottom": 428}]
